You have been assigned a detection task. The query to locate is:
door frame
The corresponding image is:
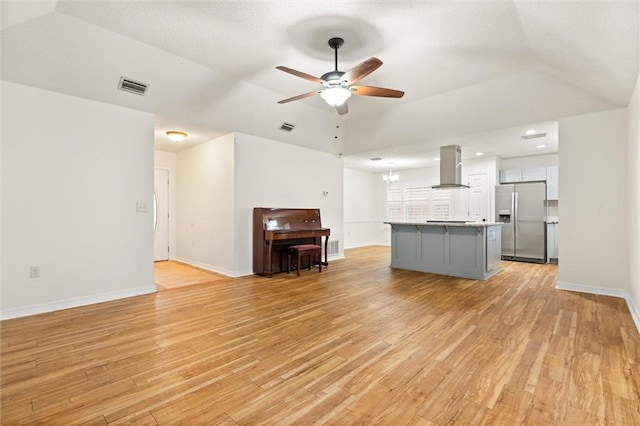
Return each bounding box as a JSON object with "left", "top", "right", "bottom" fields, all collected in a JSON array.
[{"left": 154, "top": 167, "right": 171, "bottom": 261}]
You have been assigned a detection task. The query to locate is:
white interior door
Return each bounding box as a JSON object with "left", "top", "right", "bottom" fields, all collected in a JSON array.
[
  {"left": 154, "top": 168, "right": 170, "bottom": 261},
  {"left": 468, "top": 173, "right": 488, "bottom": 222}
]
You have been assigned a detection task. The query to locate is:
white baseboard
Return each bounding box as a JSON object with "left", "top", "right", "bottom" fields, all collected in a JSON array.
[
  {"left": 173, "top": 257, "right": 239, "bottom": 277},
  {"left": 0, "top": 285, "right": 157, "bottom": 321},
  {"left": 557, "top": 281, "right": 640, "bottom": 334},
  {"left": 175, "top": 253, "right": 346, "bottom": 278}
]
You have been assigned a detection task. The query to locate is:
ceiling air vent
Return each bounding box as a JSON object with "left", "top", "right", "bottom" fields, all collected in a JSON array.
[
  {"left": 118, "top": 77, "right": 148, "bottom": 96},
  {"left": 521, "top": 132, "right": 546, "bottom": 140},
  {"left": 279, "top": 122, "right": 295, "bottom": 132}
]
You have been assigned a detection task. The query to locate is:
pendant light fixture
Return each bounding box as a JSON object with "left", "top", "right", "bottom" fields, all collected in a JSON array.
[{"left": 382, "top": 163, "right": 399, "bottom": 183}]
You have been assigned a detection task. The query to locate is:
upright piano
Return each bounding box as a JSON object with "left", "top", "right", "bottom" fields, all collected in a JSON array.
[{"left": 253, "top": 207, "right": 331, "bottom": 277}]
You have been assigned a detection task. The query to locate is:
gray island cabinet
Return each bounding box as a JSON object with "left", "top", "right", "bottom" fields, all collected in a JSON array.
[{"left": 387, "top": 222, "right": 502, "bottom": 280}]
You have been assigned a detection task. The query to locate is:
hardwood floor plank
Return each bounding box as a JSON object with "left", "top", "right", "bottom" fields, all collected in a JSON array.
[{"left": 1, "top": 246, "right": 639, "bottom": 424}]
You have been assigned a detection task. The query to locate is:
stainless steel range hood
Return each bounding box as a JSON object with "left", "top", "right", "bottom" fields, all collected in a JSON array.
[{"left": 432, "top": 145, "right": 470, "bottom": 189}]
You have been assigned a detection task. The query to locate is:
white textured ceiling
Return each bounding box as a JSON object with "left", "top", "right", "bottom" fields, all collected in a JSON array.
[{"left": 2, "top": 1, "right": 638, "bottom": 171}]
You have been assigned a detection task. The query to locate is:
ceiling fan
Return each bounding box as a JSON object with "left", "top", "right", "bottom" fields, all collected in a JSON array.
[{"left": 276, "top": 37, "right": 404, "bottom": 115}]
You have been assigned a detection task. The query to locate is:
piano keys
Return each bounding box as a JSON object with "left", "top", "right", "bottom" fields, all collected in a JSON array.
[{"left": 253, "top": 207, "right": 331, "bottom": 276}]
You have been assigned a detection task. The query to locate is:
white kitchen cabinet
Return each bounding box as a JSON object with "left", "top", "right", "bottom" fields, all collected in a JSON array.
[
  {"left": 499, "top": 169, "right": 522, "bottom": 183},
  {"left": 547, "top": 223, "right": 558, "bottom": 263},
  {"left": 522, "top": 167, "right": 547, "bottom": 181},
  {"left": 546, "top": 166, "right": 558, "bottom": 200},
  {"left": 500, "top": 167, "right": 547, "bottom": 183}
]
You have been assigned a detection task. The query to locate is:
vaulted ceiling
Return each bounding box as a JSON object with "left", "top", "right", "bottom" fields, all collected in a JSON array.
[{"left": 2, "top": 1, "right": 638, "bottom": 171}]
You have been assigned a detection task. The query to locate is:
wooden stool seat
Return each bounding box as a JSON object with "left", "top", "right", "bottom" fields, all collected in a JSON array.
[{"left": 288, "top": 244, "right": 322, "bottom": 276}]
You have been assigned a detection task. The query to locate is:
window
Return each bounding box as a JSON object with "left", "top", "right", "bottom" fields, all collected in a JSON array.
[{"left": 385, "top": 182, "right": 455, "bottom": 222}]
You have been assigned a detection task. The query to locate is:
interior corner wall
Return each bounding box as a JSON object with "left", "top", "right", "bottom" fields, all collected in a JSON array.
[
  {"left": 558, "top": 108, "right": 628, "bottom": 293},
  {"left": 344, "top": 168, "right": 384, "bottom": 249},
  {"left": 233, "top": 133, "right": 344, "bottom": 276},
  {"left": 175, "top": 133, "right": 235, "bottom": 276},
  {"left": 154, "top": 150, "right": 177, "bottom": 259},
  {"left": 1, "top": 81, "right": 156, "bottom": 319},
  {"left": 628, "top": 73, "right": 640, "bottom": 324}
]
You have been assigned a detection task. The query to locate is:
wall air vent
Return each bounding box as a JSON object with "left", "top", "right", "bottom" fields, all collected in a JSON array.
[
  {"left": 521, "top": 132, "right": 547, "bottom": 140},
  {"left": 326, "top": 240, "right": 339, "bottom": 256},
  {"left": 279, "top": 122, "right": 296, "bottom": 132},
  {"left": 118, "top": 77, "right": 148, "bottom": 96}
]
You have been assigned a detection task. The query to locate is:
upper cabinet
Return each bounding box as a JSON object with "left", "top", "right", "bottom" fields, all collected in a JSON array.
[
  {"left": 499, "top": 169, "right": 523, "bottom": 182},
  {"left": 499, "top": 167, "right": 546, "bottom": 183},
  {"left": 499, "top": 166, "right": 559, "bottom": 200},
  {"left": 522, "top": 167, "right": 547, "bottom": 181}
]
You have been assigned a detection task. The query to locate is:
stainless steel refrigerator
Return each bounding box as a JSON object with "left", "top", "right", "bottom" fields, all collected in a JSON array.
[{"left": 495, "top": 182, "right": 546, "bottom": 262}]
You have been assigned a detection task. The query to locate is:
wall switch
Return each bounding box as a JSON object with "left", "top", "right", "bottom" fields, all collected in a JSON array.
[
  {"left": 30, "top": 266, "right": 40, "bottom": 278},
  {"left": 136, "top": 202, "right": 148, "bottom": 213}
]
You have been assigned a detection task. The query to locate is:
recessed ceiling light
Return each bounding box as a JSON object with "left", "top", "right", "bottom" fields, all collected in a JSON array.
[
  {"left": 525, "top": 129, "right": 537, "bottom": 135},
  {"left": 476, "top": 152, "right": 484, "bottom": 156},
  {"left": 537, "top": 144, "right": 546, "bottom": 148}
]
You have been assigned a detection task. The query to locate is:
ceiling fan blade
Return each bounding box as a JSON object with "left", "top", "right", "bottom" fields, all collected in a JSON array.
[
  {"left": 277, "top": 91, "right": 320, "bottom": 104},
  {"left": 351, "top": 85, "right": 405, "bottom": 98},
  {"left": 276, "top": 66, "right": 323, "bottom": 84},
  {"left": 336, "top": 102, "right": 348, "bottom": 115},
  {"left": 342, "top": 57, "right": 383, "bottom": 84}
]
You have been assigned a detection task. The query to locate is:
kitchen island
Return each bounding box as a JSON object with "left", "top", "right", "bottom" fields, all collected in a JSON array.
[{"left": 387, "top": 222, "right": 502, "bottom": 280}]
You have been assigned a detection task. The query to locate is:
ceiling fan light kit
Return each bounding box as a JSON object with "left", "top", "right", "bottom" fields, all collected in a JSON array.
[
  {"left": 320, "top": 87, "right": 351, "bottom": 106},
  {"left": 277, "top": 37, "right": 404, "bottom": 115}
]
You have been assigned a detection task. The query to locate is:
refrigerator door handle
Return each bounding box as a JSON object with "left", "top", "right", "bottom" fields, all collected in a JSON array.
[{"left": 513, "top": 191, "right": 518, "bottom": 252}]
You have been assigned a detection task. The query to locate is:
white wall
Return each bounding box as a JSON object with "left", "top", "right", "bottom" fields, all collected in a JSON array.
[
  {"left": 628, "top": 74, "right": 640, "bottom": 328},
  {"left": 154, "top": 150, "right": 177, "bottom": 259},
  {"left": 499, "top": 153, "right": 559, "bottom": 170},
  {"left": 175, "top": 134, "right": 235, "bottom": 275},
  {"left": 1, "top": 81, "right": 156, "bottom": 319},
  {"left": 558, "top": 108, "right": 628, "bottom": 294},
  {"left": 343, "top": 168, "right": 385, "bottom": 248},
  {"left": 234, "top": 133, "right": 344, "bottom": 276}
]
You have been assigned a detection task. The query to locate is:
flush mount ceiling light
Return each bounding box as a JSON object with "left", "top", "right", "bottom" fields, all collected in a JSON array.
[{"left": 166, "top": 131, "right": 188, "bottom": 143}]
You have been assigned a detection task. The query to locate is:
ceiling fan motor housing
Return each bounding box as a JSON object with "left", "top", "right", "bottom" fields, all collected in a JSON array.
[{"left": 321, "top": 70, "right": 346, "bottom": 86}]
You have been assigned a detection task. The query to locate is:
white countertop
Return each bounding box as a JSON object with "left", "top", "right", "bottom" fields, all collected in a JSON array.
[{"left": 386, "top": 221, "right": 503, "bottom": 227}]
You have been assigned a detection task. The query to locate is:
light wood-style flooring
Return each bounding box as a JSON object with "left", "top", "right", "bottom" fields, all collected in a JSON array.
[
  {"left": 154, "top": 260, "right": 227, "bottom": 291},
  {"left": 2, "top": 246, "right": 639, "bottom": 425}
]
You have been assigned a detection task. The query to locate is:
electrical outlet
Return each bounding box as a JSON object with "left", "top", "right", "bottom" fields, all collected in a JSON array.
[
  {"left": 136, "top": 202, "right": 148, "bottom": 213},
  {"left": 30, "top": 266, "right": 40, "bottom": 278}
]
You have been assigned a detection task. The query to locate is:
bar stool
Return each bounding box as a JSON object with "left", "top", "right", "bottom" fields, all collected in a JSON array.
[{"left": 288, "top": 244, "right": 322, "bottom": 276}]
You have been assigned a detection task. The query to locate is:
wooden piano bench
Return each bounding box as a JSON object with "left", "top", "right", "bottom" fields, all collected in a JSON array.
[{"left": 287, "top": 244, "right": 322, "bottom": 277}]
